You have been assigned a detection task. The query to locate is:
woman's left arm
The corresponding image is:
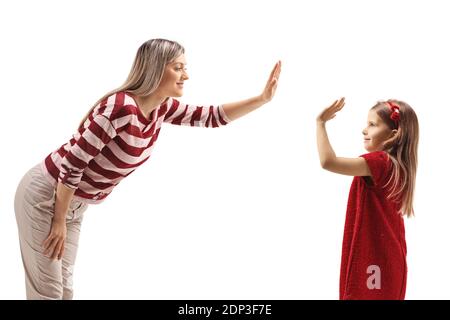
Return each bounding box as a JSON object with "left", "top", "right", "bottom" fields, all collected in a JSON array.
[{"left": 222, "top": 61, "right": 281, "bottom": 121}]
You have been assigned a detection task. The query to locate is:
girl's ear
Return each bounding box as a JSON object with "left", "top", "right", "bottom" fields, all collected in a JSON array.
[{"left": 390, "top": 129, "right": 398, "bottom": 138}]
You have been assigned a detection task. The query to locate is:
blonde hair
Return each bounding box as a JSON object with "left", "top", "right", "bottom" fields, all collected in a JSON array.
[
  {"left": 79, "top": 39, "right": 184, "bottom": 128},
  {"left": 372, "top": 100, "right": 419, "bottom": 217}
]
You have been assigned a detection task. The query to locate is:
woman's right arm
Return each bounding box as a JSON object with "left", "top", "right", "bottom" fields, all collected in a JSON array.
[
  {"left": 163, "top": 61, "right": 281, "bottom": 127},
  {"left": 221, "top": 61, "right": 281, "bottom": 121}
]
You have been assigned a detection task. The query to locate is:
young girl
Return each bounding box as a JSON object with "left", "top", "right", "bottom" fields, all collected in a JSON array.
[
  {"left": 14, "top": 38, "right": 281, "bottom": 300},
  {"left": 316, "top": 97, "right": 419, "bottom": 300}
]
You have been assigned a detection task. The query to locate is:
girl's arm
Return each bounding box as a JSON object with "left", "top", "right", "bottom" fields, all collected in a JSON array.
[
  {"left": 222, "top": 61, "right": 281, "bottom": 121},
  {"left": 316, "top": 98, "right": 371, "bottom": 177}
]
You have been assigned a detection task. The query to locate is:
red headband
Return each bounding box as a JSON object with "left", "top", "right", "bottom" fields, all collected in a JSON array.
[{"left": 386, "top": 101, "right": 400, "bottom": 125}]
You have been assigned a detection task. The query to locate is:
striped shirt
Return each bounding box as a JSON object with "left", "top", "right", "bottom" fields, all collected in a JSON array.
[{"left": 41, "top": 92, "right": 230, "bottom": 204}]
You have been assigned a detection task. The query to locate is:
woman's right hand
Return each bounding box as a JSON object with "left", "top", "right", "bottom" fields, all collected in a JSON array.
[
  {"left": 42, "top": 219, "right": 67, "bottom": 260},
  {"left": 260, "top": 60, "right": 282, "bottom": 103},
  {"left": 317, "top": 97, "right": 345, "bottom": 124}
]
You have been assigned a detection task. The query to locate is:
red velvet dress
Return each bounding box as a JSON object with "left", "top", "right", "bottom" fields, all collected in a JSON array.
[{"left": 340, "top": 151, "right": 407, "bottom": 300}]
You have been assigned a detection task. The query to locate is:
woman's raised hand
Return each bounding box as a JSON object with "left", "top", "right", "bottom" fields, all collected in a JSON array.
[{"left": 261, "top": 61, "right": 282, "bottom": 103}]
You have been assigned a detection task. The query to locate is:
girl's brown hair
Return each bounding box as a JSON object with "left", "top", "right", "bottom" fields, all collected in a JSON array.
[{"left": 372, "top": 99, "right": 419, "bottom": 217}]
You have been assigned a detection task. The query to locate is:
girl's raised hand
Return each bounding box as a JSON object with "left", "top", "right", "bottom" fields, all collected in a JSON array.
[
  {"left": 261, "top": 61, "right": 282, "bottom": 103},
  {"left": 317, "top": 97, "right": 345, "bottom": 123}
]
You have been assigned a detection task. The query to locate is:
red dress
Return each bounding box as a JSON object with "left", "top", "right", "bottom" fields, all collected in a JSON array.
[{"left": 340, "top": 151, "right": 407, "bottom": 300}]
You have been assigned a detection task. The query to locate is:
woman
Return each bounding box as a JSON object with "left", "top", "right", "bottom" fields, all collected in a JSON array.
[{"left": 14, "top": 38, "right": 281, "bottom": 299}]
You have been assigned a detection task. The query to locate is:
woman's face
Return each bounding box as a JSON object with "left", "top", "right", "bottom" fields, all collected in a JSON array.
[
  {"left": 158, "top": 54, "right": 189, "bottom": 98},
  {"left": 362, "top": 109, "right": 396, "bottom": 152}
]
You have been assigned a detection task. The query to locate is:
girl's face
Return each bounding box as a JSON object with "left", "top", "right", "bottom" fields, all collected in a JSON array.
[
  {"left": 362, "top": 109, "right": 396, "bottom": 152},
  {"left": 157, "top": 54, "right": 189, "bottom": 98}
]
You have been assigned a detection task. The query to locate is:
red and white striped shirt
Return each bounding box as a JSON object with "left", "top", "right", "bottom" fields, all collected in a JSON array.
[{"left": 41, "top": 92, "right": 230, "bottom": 204}]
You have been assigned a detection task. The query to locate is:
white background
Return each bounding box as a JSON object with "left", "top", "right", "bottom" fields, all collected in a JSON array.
[{"left": 0, "top": 0, "right": 448, "bottom": 299}]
